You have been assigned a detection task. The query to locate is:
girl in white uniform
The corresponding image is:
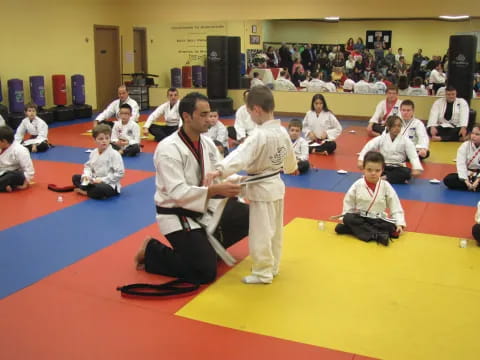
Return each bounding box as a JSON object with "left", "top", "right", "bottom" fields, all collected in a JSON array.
[
  {"left": 443, "top": 124, "right": 480, "bottom": 191},
  {"left": 111, "top": 104, "right": 141, "bottom": 157},
  {"left": 335, "top": 151, "right": 405, "bottom": 246},
  {"left": 399, "top": 100, "right": 430, "bottom": 160},
  {"left": 72, "top": 124, "right": 125, "bottom": 199},
  {"left": 143, "top": 88, "right": 181, "bottom": 142},
  {"left": 358, "top": 115, "right": 423, "bottom": 184},
  {"left": 208, "top": 86, "right": 298, "bottom": 284},
  {"left": 15, "top": 103, "right": 49, "bottom": 152},
  {"left": 302, "top": 94, "right": 342, "bottom": 155}
]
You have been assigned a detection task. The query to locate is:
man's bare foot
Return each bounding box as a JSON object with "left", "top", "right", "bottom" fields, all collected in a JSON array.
[
  {"left": 74, "top": 188, "right": 88, "bottom": 196},
  {"left": 5, "top": 185, "right": 12, "bottom": 192},
  {"left": 134, "top": 236, "right": 153, "bottom": 270},
  {"left": 431, "top": 136, "right": 442, "bottom": 142}
]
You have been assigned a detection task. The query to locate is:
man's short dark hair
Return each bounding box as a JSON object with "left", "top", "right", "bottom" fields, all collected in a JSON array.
[
  {"left": 179, "top": 92, "right": 209, "bottom": 121},
  {"left": 386, "top": 85, "right": 398, "bottom": 93},
  {"left": 167, "top": 87, "right": 178, "bottom": 94},
  {"left": 119, "top": 103, "right": 132, "bottom": 113},
  {"left": 253, "top": 72, "right": 260, "bottom": 78},
  {"left": 246, "top": 86, "right": 275, "bottom": 113},
  {"left": 401, "top": 99, "right": 415, "bottom": 109},
  {"left": 0, "top": 126, "right": 14, "bottom": 144},
  {"left": 445, "top": 85, "right": 457, "bottom": 92}
]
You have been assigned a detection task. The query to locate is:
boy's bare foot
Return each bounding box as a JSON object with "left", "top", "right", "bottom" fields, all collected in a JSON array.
[
  {"left": 318, "top": 150, "right": 329, "bottom": 156},
  {"left": 74, "top": 188, "right": 88, "bottom": 196},
  {"left": 17, "top": 181, "right": 29, "bottom": 190},
  {"left": 134, "top": 236, "right": 153, "bottom": 270},
  {"left": 431, "top": 136, "right": 442, "bottom": 142},
  {"left": 5, "top": 185, "right": 12, "bottom": 192}
]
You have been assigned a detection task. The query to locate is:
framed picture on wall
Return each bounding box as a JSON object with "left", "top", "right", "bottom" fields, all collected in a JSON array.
[
  {"left": 252, "top": 25, "right": 257, "bottom": 33},
  {"left": 366, "top": 30, "right": 392, "bottom": 49},
  {"left": 250, "top": 35, "right": 260, "bottom": 44}
]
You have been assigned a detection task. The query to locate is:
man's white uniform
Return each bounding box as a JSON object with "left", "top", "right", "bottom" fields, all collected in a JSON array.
[
  {"left": 234, "top": 104, "right": 256, "bottom": 140},
  {"left": 369, "top": 99, "right": 402, "bottom": 126},
  {"left": 273, "top": 77, "right": 297, "bottom": 91},
  {"left": 216, "top": 119, "right": 297, "bottom": 282},
  {"left": 144, "top": 101, "right": 181, "bottom": 130},
  {"left": 427, "top": 97, "right": 469, "bottom": 129},
  {"left": 95, "top": 97, "right": 140, "bottom": 123}
]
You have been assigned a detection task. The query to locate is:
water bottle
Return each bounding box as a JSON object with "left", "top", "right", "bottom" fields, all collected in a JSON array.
[
  {"left": 459, "top": 238, "right": 468, "bottom": 248},
  {"left": 318, "top": 221, "right": 325, "bottom": 231},
  {"left": 57, "top": 195, "right": 64, "bottom": 203}
]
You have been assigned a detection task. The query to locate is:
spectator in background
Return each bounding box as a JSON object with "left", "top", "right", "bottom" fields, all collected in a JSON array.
[
  {"left": 301, "top": 43, "right": 316, "bottom": 71},
  {"left": 346, "top": 38, "right": 355, "bottom": 52},
  {"left": 396, "top": 56, "right": 409, "bottom": 78},
  {"left": 279, "top": 42, "right": 293, "bottom": 74},
  {"left": 332, "top": 52, "right": 345, "bottom": 68},
  {"left": 273, "top": 70, "right": 297, "bottom": 91},
  {"left": 345, "top": 54, "right": 356, "bottom": 75},
  {"left": 354, "top": 37, "right": 365, "bottom": 51},
  {"left": 407, "top": 77, "right": 428, "bottom": 96},
  {"left": 395, "top": 48, "right": 404, "bottom": 63},
  {"left": 291, "top": 47, "right": 301, "bottom": 64},
  {"left": 411, "top": 49, "right": 424, "bottom": 80},
  {"left": 365, "top": 54, "right": 376, "bottom": 81},
  {"left": 266, "top": 46, "right": 279, "bottom": 68},
  {"left": 429, "top": 62, "right": 447, "bottom": 94},
  {"left": 292, "top": 66, "right": 306, "bottom": 87},
  {"left": 374, "top": 43, "right": 385, "bottom": 62},
  {"left": 397, "top": 76, "right": 409, "bottom": 95},
  {"left": 250, "top": 72, "right": 264, "bottom": 88},
  {"left": 353, "top": 55, "right": 365, "bottom": 82},
  {"left": 385, "top": 48, "right": 396, "bottom": 69},
  {"left": 291, "top": 58, "right": 304, "bottom": 76}
]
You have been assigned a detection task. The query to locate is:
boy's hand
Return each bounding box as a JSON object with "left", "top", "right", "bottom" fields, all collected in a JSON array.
[
  {"left": 32, "top": 144, "right": 37, "bottom": 153},
  {"left": 417, "top": 148, "right": 427, "bottom": 158},
  {"left": 143, "top": 128, "right": 149, "bottom": 136},
  {"left": 465, "top": 179, "right": 474, "bottom": 191},
  {"left": 411, "top": 169, "right": 422, "bottom": 177},
  {"left": 307, "top": 132, "right": 316, "bottom": 141},
  {"left": 396, "top": 225, "right": 404, "bottom": 234},
  {"left": 204, "top": 170, "right": 221, "bottom": 186}
]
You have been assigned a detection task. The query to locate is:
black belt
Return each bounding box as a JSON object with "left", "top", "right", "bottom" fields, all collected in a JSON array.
[
  {"left": 156, "top": 206, "right": 203, "bottom": 219},
  {"left": 245, "top": 170, "right": 281, "bottom": 182}
]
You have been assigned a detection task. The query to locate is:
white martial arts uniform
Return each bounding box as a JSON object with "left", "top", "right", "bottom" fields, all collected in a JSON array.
[
  {"left": 372, "top": 81, "right": 387, "bottom": 94},
  {"left": 207, "top": 121, "right": 228, "bottom": 147},
  {"left": 306, "top": 78, "right": 327, "bottom": 92},
  {"left": 455, "top": 141, "right": 480, "bottom": 180},
  {"left": 427, "top": 97, "right": 469, "bottom": 129},
  {"left": 95, "top": 97, "right": 140, "bottom": 123},
  {"left": 369, "top": 99, "right": 402, "bottom": 125},
  {"left": 407, "top": 87, "right": 428, "bottom": 96},
  {"left": 234, "top": 104, "right": 257, "bottom": 140},
  {"left": 111, "top": 120, "right": 141, "bottom": 149},
  {"left": 343, "top": 177, "right": 406, "bottom": 227},
  {"left": 358, "top": 132, "right": 423, "bottom": 171},
  {"left": 400, "top": 117, "right": 429, "bottom": 150},
  {"left": 429, "top": 69, "right": 446, "bottom": 85},
  {"left": 0, "top": 142, "right": 34, "bottom": 181},
  {"left": 342, "top": 78, "right": 356, "bottom": 92},
  {"left": 273, "top": 77, "right": 297, "bottom": 91},
  {"left": 302, "top": 110, "right": 342, "bottom": 140},
  {"left": 144, "top": 101, "right": 181, "bottom": 129},
  {"left": 82, "top": 145, "right": 124, "bottom": 192},
  {"left": 250, "top": 78, "right": 264, "bottom": 88},
  {"left": 14, "top": 117, "right": 48, "bottom": 146},
  {"left": 216, "top": 119, "right": 297, "bottom": 282},
  {"left": 353, "top": 80, "right": 372, "bottom": 94},
  {"left": 153, "top": 132, "right": 224, "bottom": 236},
  {"left": 292, "top": 137, "right": 309, "bottom": 161},
  {"left": 0, "top": 115, "right": 5, "bottom": 127}
]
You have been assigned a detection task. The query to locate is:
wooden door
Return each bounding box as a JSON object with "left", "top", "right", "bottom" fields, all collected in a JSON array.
[{"left": 133, "top": 28, "right": 148, "bottom": 73}]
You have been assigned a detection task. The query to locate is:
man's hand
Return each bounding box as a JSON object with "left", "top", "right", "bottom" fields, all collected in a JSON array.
[
  {"left": 459, "top": 126, "right": 467, "bottom": 139},
  {"left": 396, "top": 225, "right": 404, "bottom": 234},
  {"left": 307, "top": 132, "right": 316, "bottom": 141},
  {"left": 204, "top": 170, "right": 221, "bottom": 186},
  {"left": 429, "top": 126, "right": 438, "bottom": 137},
  {"left": 465, "top": 179, "right": 474, "bottom": 191},
  {"left": 207, "top": 182, "right": 241, "bottom": 198},
  {"left": 472, "top": 178, "right": 480, "bottom": 191}
]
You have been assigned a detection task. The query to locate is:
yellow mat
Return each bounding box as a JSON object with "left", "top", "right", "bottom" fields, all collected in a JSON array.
[
  {"left": 177, "top": 218, "right": 480, "bottom": 360},
  {"left": 425, "top": 141, "right": 459, "bottom": 164},
  {"left": 81, "top": 121, "right": 160, "bottom": 140}
]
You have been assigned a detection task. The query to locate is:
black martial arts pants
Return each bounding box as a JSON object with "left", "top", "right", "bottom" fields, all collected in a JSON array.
[
  {"left": 472, "top": 224, "right": 480, "bottom": 244},
  {"left": 72, "top": 174, "right": 118, "bottom": 200},
  {"left": 112, "top": 143, "right": 141, "bottom": 157},
  {"left": 336, "top": 213, "right": 396, "bottom": 242},
  {"left": 25, "top": 141, "right": 49, "bottom": 152},
  {"left": 0, "top": 170, "right": 25, "bottom": 192},
  {"left": 149, "top": 124, "right": 178, "bottom": 142},
  {"left": 443, "top": 173, "right": 480, "bottom": 191},
  {"left": 144, "top": 199, "right": 249, "bottom": 284},
  {"left": 309, "top": 141, "right": 337, "bottom": 154},
  {"left": 372, "top": 123, "right": 385, "bottom": 135},
  {"left": 427, "top": 126, "right": 462, "bottom": 142},
  {"left": 297, "top": 160, "right": 310, "bottom": 174},
  {"left": 384, "top": 165, "right": 411, "bottom": 184}
]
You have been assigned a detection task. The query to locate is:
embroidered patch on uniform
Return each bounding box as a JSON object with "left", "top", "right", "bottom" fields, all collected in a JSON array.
[{"left": 270, "top": 146, "right": 287, "bottom": 165}]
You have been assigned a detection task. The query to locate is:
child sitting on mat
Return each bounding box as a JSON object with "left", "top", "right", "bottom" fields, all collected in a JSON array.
[
  {"left": 335, "top": 151, "right": 405, "bottom": 246},
  {"left": 0, "top": 125, "right": 34, "bottom": 192},
  {"left": 111, "top": 104, "right": 141, "bottom": 157},
  {"left": 444, "top": 124, "right": 480, "bottom": 191},
  {"left": 302, "top": 94, "right": 342, "bottom": 155},
  {"left": 358, "top": 115, "right": 423, "bottom": 184},
  {"left": 472, "top": 201, "right": 480, "bottom": 245},
  {"left": 14, "top": 102, "right": 50, "bottom": 153},
  {"left": 72, "top": 124, "right": 125, "bottom": 199},
  {"left": 288, "top": 119, "right": 310, "bottom": 174}
]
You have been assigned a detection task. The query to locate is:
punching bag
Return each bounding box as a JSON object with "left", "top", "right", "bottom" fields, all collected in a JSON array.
[
  {"left": 201, "top": 66, "right": 207, "bottom": 88},
  {"left": 29, "top": 76, "right": 46, "bottom": 107},
  {"left": 8, "top": 79, "right": 24, "bottom": 113},
  {"left": 207, "top": 36, "right": 228, "bottom": 99},
  {"left": 227, "top": 36, "right": 241, "bottom": 89},
  {"left": 52, "top": 74, "right": 67, "bottom": 106},
  {"left": 448, "top": 35, "right": 477, "bottom": 103},
  {"left": 182, "top": 66, "right": 192, "bottom": 88},
  {"left": 192, "top": 66, "right": 203, "bottom": 88},
  {"left": 71, "top": 74, "right": 85, "bottom": 105},
  {"left": 171, "top": 68, "right": 182, "bottom": 88}
]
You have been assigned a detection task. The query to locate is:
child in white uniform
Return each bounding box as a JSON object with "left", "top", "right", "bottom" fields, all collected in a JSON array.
[
  {"left": 472, "top": 201, "right": 480, "bottom": 245},
  {"left": 358, "top": 115, "right": 423, "bottom": 184},
  {"left": 0, "top": 126, "right": 34, "bottom": 192},
  {"left": 111, "top": 104, "right": 141, "bottom": 157},
  {"left": 15, "top": 102, "right": 50, "bottom": 152},
  {"left": 336, "top": 151, "right": 405, "bottom": 246},
  {"left": 206, "top": 107, "right": 228, "bottom": 148},
  {"left": 206, "top": 86, "right": 298, "bottom": 284},
  {"left": 302, "top": 94, "right": 342, "bottom": 155},
  {"left": 72, "top": 124, "right": 125, "bottom": 199},
  {"left": 143, "top": 87, "right": 181, "bottom": 142},
  {"left": 288, "top": 119, "right": 309, "bottom": 174},
  {"left": 367, "top": 86, "right": 402, "bottom": 137},
  {"left": 233, "top": 90, "right": 257, "bottom": 143},
  {"left": 399, "top": 100, "right": 430, "bottom": 160}
]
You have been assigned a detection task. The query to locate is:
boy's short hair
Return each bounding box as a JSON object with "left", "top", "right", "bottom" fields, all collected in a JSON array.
[
  {"left": 385, "top": 115, "right": 402, "bottom": 129},
  {"left": 209, "top": 105, "right": 219, "bottom": 114},
  {"left": 119, "top": 103, "right": 132, "bottom": 113},
  {"left": 288, "top": 118, "right": 303, "bottom": 130},
  {"left": 92, "top": 124, "right": 112, "bottom": 139},
  {"left": 167, "top": 87, "right": 178, "bottom": 94},
  {"left": 413, "top": 76, "right": 423, "bottom": 87},
  {"left": 179, "top": 92, "right": 209, "bottom": 122},
  {"left": 25, "top": 102, "right": 38, "bottom": 112},
  {"left": 363, "top": 151, "right": 385, "bottom": 168},
  {"left": 246, "top": 86, "right": 275, "bottom": 113},
  {"left": 400, "top": 99, "right": 415, "bottom": 109},
  {"left": 243, "top": 89, "right": 250, "bottom": 98},
  {"left": 386, "top": 85, "right": 398, "bottom": 93},
  {"left": 0, "top": 126, "right": 14, "bottom": 144}
]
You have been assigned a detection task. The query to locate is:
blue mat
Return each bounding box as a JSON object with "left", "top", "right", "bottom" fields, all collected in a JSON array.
[{"left": 0, "top": 177, "right": 156, "bottom": 299}]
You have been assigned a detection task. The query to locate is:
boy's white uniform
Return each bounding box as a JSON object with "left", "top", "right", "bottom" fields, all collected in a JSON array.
[
  {"left": 354, "top": 80, "right": 372, "bottom": 94},
  {"left": 454, "top": 141, "right": 480, "bottom": 180},
  {"left": 343, "top": 177, "right": 406, "bottom": 226},
  {"left": 292, "top": 137, "right": 309, "bottom": 161},
  {"left": 234, "top": 104, "right": 256, "bottom": 140},
  {"left": 273, "top": 77, "right": 297, "bottom": 91},
  {"left": 427, "top": 97, "right": 469, "bottom": 129},
  {"left": 302, "top": 111, "right": 343, "bottom": 140},
  {"left": 14, "top": 117, "right": 48, "bottom": 146},
  {"left": 216, "top": 119, "right": 297, "bottom": 282},
  {"left": 369, "top": 99, "right": 402, "bottom": 126},
  {"left": 83, "top": 145, "right": 124, "bottom": 192},
  {"left": 0, "top": 142, "right": 35, "bottom": 181},
  {"left": 400, "top": 117, "right": 429, "bottom": 150},
  {"left": 144, "top": 101, "right": 181, "bottom": 130},
  {"left": 95, "top": 97, "right": 140, "bottom": 123},
  {"left": 250, "top": 78, "right": 264, "bottom": 88},
  {"left": 207, "top": 121, "right": 228, "bottom": 147},
  {"left": 358, "top": 132, "right": 423, "bottom": 171},
  {"left": 372, "top": 81, "right": 387, "bottom": 94},
  {"left": 111, "top": 120, "right": 141, "bottom": 149}
]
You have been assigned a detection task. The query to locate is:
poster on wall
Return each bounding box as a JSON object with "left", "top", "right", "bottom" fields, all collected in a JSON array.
[{"left": 366, "top": 30, "right": 392, "bottom": 50}]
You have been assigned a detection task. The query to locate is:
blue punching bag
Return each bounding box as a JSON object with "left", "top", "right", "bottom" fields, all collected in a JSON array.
[
  {"left": 29, "top": 76, "right": 46, "bottom": 107},
  {"left": 192, "top": 66, "right": 202, "bottom": 88},
  {"left": 71, "top": 74, "right": 86, "bottom": 105},
  {"left": 8, "top": 79, "right": 24, "bottom": 113}
]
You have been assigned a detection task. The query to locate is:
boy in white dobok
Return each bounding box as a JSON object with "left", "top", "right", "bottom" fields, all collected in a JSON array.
[
  {"left": 399, "top": 99, "right": 430, "bottom": 160},
  {"left": 111, "top": 104, "right": 141, "bottom": 157},
  {"left": 288, "top": 119, "right": 310, "bottom": 174},
  {"left": 206, "top": 86, "right": 298, "bottom": 284},
  {"left": 15, "top": 102, "right": 50, "bottom": 153}
]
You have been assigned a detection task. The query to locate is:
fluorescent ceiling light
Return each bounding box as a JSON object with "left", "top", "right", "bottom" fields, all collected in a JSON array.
[
  {"left": 439, "top": 15, "right": 470, "bottom": 20},
  {"left": 324, "top": 17, "right": 340, "bottom": 21}
]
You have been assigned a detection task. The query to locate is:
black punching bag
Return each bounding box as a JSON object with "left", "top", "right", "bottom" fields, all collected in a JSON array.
[
  {"left": 448, "top": 35, "right": 477, "bottom": 103},
  {"left": 227, "top": 36, "right": 241, "bottom": 89},
  {"left": 207, "top": 36, "right": 228, "bottom": 99}
]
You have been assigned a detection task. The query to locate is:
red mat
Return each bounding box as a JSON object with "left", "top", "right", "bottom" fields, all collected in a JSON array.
[{"left": 0, "top": 160, "right": 154, "bottom": 231}]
